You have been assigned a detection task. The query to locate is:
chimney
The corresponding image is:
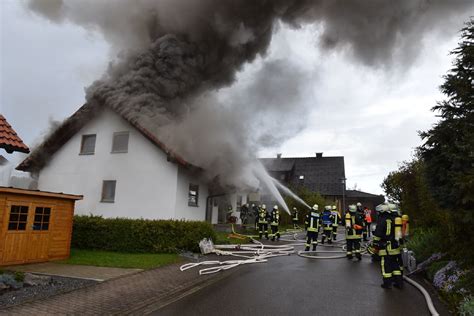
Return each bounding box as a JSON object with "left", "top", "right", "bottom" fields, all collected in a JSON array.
[
  {"left": 316, "top": 152, "right": 323, "bottom": 158},
  {"left": 277, "top": 153, "right": 282, "bottom": 159}
]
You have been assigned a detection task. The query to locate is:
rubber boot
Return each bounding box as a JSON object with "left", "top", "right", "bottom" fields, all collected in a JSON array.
[
  {"left": 328, "top": 238, "right": 332, "bottom": 244},
  {"left": 321, "top": 236, "right": 325, "bottom": 244},
  {"left": 276, "top": 232, "right": 280, "bottom": 241},
  {"left": 381, "top": 279, "right": 392, "bottom": 289},
  {"left": 265, "top": 232, "right": 269, "bottom": 240},
  {"left": 393, "top": 276, "right": 404, "bottom": 289},
  {"left": 312, "top": 244, "right": 317, "bottom": 251},
  {"left": 305, "top": 246, "right": 310, "bottom": 251},
  {"left": 347, "top": 254, "right": 353, "bottom": 260},
  {"left": 356, "top": 253, "right": 362, "bottom": 261}
]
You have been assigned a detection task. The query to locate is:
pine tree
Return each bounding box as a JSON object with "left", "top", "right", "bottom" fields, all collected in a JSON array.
[{"left": 419, "top": 19, "right": 474, "bottom": 213}]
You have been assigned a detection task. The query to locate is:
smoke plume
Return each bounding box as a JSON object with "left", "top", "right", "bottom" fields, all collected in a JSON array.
[{"left": 26, "top": 0, "right": 473, "bottom": 195}]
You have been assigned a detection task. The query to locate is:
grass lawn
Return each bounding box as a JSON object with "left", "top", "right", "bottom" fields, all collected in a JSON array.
[{"left": 57, "top": 249, "right": 181, "bottom": 270}]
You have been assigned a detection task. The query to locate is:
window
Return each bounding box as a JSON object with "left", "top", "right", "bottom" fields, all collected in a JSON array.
[
  {"left": 80, "top": 134, "right": 96, "bottom": 154},
  {"left": 8, "top": 205, "right": 29, "bottom": 231},
  {"left": 101, "top": 180, "right": 116, "bottom": 202},
  {"left": 33, "top": 207, "right": 51, "bottom": 231},
  {"left": 188, "top": 184, "right": 199, "bottom": 207},
  {"left": 112, "top": 131, "right": 129, "bottom": 153}
]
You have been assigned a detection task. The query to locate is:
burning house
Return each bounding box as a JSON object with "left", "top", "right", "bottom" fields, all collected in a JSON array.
[{"left": 16, "top": 103, "right": 210, "bottom": 221}]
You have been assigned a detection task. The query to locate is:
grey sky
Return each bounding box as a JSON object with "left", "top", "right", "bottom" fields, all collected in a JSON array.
[{"left": 1, "top": 0, "right": 471, "bottom": 195}]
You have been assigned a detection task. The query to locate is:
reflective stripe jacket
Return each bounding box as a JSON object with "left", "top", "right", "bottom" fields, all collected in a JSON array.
[
  {"left": 258, "top": 209, "right": 269, "bottom": 224},
  {"left": 292, "top": 210, "right": 298, "bottom": 221},
  {"left": 270, "top": 209, "right": 280, "bottom": 226},
  {"left": 331, "top": 211, "right": 339, "bottom": 227},
  {"left": 305, "top": 212, "right": 320, "bottom": 232},
  {"left": 373, "top": 213, "right": 401, "bottom": 255},
  {"left": 345, "top": 212, "right": 363, "bottom": 239}
]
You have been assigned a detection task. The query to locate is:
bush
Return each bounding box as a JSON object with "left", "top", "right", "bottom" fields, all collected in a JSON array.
[
  {"left": 72, "top": 215, "right": 216, "bottom": 253},
  {"left": 459, "top": 296, "right": 474, "bottom": 316},
  {"left": 407, "top": 228, "right": 445, "bottom": 262}
]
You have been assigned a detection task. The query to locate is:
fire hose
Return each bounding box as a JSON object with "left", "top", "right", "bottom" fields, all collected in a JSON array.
[{"left": 403, "top": 276, "right": 439, "bottom": 316}]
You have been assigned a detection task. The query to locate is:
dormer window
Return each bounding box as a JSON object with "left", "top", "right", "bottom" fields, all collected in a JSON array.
[{"left": 112, "top": 132, "right": 129, "bottom": 153}]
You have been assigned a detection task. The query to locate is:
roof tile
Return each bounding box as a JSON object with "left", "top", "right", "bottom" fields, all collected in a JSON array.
[{"left": 0, "top": 115, "right": 29, "bottom": 154}]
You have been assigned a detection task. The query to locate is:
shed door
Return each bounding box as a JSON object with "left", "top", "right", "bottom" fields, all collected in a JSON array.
[{"left": 2, "top": 202, "right": 53, "bottom": 265}]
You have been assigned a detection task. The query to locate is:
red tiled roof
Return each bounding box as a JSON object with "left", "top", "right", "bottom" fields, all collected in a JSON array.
[
  {"left": 0, "top": 114, "right": 30, "bottom": 154},
  {"left": 16, "top": 100, "right": 191, "bottom": 172}
]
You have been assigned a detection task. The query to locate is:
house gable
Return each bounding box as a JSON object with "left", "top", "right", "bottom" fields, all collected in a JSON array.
[{"left": 38, "top": 108, "right": 181, "bottom": 219}]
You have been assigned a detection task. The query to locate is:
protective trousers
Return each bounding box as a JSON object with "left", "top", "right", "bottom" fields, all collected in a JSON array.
[
  {"left": 380, "top": 250, "right": 403, "bottom": 288},
  {"left": 270, "top": 224, "right": 280, "bottom": 241},
  {"left": 305, "top": 231, "right": 318, "bottom": 251},
  {"left": 258, "top": 223, "right": 268, "bottom": 239},
  {"left": 321, "top": 225, "right": 333, "bottom": 244},
  {"left": 366, "top": 223, "right": 372, "bottom": 237},
  {"left": 346, "top": 238, "right": 361, "bottom": 259},
  {"left": 332, "top": 225, "right": 338, "bottom": 240}
]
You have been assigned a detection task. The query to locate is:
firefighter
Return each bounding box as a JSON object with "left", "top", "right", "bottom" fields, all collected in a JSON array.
[
  {"left": 252, "top": 204, "right": 259, "bottom": 230},
  {"left": 345, "top": 204, "right": 363, "bottom": 260},
  {"left": 258, "top": 204, "right": 269, "bottom": 240},
  {"left": 304, "top": 204, "right": 320, "bottom": 251},
  {"left": 331, "top": 205, "right": 339, "bottom": 241},
  {"left": 356, "top": 202, "right": 368, "bottom": 241},
  {"left": 321, "top": 205, "right": 333, "bottom": 244},
  {"left": 373, "top": 203, "right": 403, "bottom": 289},
  {"left": 364, "top": 207, "right": 373, "bottom": 238},
  {"left": 270, "top": 205, "right": 280, "bottom": 241},
  {"left": 292, "top": 207, "right": 299, "bottom": 229}
]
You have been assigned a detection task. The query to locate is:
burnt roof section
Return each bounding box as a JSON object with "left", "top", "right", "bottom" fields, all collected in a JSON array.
[
  {"left": 16, "top": 100, "right": 191, "bottom": 172},
  {"left": 0, "top": 115, "right": 30, "bottom": 154},
  {"left": 260, "top": 155, "right": 345, "bottom": 196},
  {"left": 345, "top": 189, "right": 384, "bottom": 198}
]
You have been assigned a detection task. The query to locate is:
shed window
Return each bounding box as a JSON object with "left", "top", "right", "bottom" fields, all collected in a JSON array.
[
  {"left": 101, "top": 180, "right": 116, "bottom": 203},
  {"left": 188, "top": 184, "right": 199, "bottom": 207},
  {"left": 8, "top": 205, "right": 29, "bottom": 231},
  {"left": 80, "top": 134, "right": 96, "bottom": 155},
  {"left": 33, "top": 207, "right": 51, "bottom": 231},
  {"left": 112, "top": 132, "right": 129, "bottom": 153}
]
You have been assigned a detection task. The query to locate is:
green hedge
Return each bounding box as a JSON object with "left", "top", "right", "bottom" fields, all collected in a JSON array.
[{"left": 72, "top": 215, "right": 216, "bottom": 253}]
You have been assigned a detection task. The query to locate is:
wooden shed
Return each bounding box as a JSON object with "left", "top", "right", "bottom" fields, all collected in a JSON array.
[{"left": 0, "top": 186, "right": 82, "bottom": 265}]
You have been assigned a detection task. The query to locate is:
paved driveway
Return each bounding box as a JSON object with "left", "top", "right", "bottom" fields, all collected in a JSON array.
[{"left": 157, "top": 244, "right": 450, "bottom": 316}]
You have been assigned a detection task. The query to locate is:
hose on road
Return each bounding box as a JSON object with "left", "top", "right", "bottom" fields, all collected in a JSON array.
[{"left": 403, "top": 276, "right": 440, "bottom": 316}]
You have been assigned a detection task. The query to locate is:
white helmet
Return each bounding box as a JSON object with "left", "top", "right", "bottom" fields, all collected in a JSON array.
[
  {"left": 356, "top": 202, "right": 362, "bottom": 207},
  {"left": 376, "top": 204, "right": 389, "bottom": 213},
  {"left": 293, "top": 207, "right": 297, "bottom": 211},
  {"left": 349, "top": 205, "right": 357, "bottom": 213},
  {"left": 273, "top": 205, "right": 278, "bottom": 210},
  {"left": 325, "top": 205, "right": 332, "bottom": 211},
  {"left": 388, "top": 203, "right": 398, "bottom": 213},
  {"left": 262, "top": 204, "right": 266, "bottom": 210},
  {"left": 332, "top": 205, "right": 337, "bottom": 210},
  {"left": 312, "top": 204, "right": 319, "bottom": 211}
]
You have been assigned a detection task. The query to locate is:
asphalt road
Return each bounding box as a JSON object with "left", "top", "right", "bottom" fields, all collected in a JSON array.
[{"left": 156, "top": 239, "right": 450, "bottom": 316}]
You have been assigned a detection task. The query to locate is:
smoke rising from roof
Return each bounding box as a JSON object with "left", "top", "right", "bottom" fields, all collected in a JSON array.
[{"left": 26, "top": 0, "right": 473, "bottom": 195}]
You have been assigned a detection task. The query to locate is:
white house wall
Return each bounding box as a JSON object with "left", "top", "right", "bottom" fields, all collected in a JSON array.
[
  {"left": 38, "top": 108, "right": 184, "bottom": 219},
  {"left": 174, "top": 165, "right": 208, "bottom": 221}
]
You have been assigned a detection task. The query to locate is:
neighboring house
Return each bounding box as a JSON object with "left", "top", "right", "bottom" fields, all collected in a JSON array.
[
  {"left": 0, "top": 114, "right": 33, "bottom": 188},
  {"left": 0, "top": 114, "right": 30, "bottom": 154},
  {"left": 260, "top": 153, "right": 346, "bottom": 209},
  {"left": 17, "top": 103, "right": 210, "bottom": 221},
  {"left": 345, "top": 189, "right": 385, "bottom": 211}
]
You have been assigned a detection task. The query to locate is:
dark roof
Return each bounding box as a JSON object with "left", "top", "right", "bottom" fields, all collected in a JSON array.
[
  {"left": 345, "top": 189, "right": 384, "bottom": 198},
  {"left": 16, "top": 100, "right": 191, "bottom": 172},
  {"left": 260, "top": 158, "right": 295, "bottom": 172},
  {"left": 260, "top": 156, "right": 345, "bottom": 196},
  {"left": 0, "top": 115, "right": 29, "bottom": 154}
]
